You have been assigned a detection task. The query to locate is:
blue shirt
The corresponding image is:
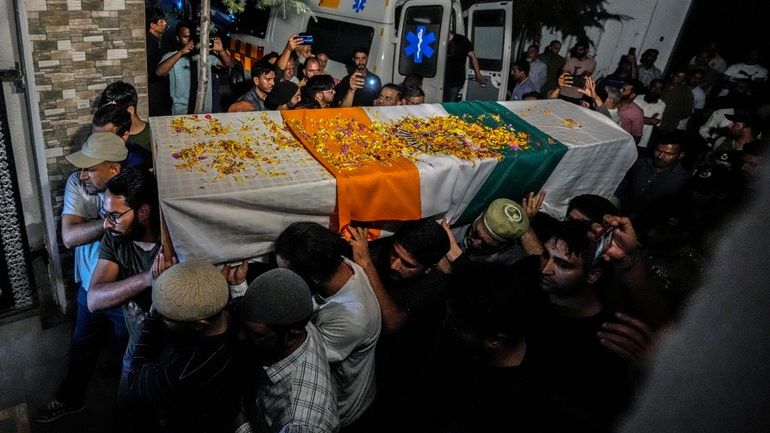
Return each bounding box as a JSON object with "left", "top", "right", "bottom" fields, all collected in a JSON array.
[
  {"left": 511, "top": 77, "right": 538, "bottom": 101},
  {"left": 162, "top": 52, "right": 220, "bottom": 114}
]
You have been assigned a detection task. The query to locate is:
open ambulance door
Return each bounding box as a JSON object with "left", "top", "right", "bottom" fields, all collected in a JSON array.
[
  {"left": 394, "top": 0, "right": 453, "bottom": 103},
  {"left": 463, "top": 1, "right": 513, "bottom": 101}
]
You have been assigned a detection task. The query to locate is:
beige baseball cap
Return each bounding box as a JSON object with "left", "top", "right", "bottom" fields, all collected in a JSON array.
[{"left": 65, "top": 132, "right": 128, "bottom": 168}]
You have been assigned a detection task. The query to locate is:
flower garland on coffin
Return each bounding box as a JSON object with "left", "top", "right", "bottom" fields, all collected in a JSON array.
[{"left": 287, "top": 113, "right": 532, "bottom": 171}]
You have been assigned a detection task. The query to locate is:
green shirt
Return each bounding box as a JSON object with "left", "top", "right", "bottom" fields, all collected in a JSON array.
[{"left": 129, "top": 123, "right": 152, "bottom": 153}]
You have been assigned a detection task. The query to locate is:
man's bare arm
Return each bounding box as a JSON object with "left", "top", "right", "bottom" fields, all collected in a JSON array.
[
  {"left": 87, "top": 259, "right": 152, "bottom": 312},
  {"left": 348, "top": 227, "right": 408, "bottom": 334},
  {"left": 211, "top": 37, "right": 232, "bottom": 67},
  {"left": 598, "top": 215, "right": 671, "bottom": 328},
  {"left": 340, "top": 74, "right": 363, "bottom": 108},
  {"left": 156, "top": 41, "right": 194, "bottom": 77},
  {"left": 228, "top": 100, "right": 255, "bottom": 113},
  {"left": 61, "top": 214, "right": 104, "bottom": 249},
  {"left": 520, "top": 191, "right": 545, "bottom": 256},
  {"left": 467, "top": 51, "right": 487, "bottom": 85},
  {"left": 277, "top": 35, "right": 302, "bottom": 71}
]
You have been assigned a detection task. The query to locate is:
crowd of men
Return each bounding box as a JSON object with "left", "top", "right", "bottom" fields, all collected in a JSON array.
[{"left": 30, "top": 6, "right": 769, "bottom": 433}]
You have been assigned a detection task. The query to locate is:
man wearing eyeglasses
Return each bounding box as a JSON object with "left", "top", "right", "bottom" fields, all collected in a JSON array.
[
  {"left": 34, "top": 132, "right": 128, "bottom": 424},
  {"left": 87, "top": 168, "right": 174, "bottom": 429}
]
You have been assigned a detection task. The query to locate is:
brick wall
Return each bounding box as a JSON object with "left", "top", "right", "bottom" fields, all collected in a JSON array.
[{"left": 24, "top": 0, "right": 148, "bottom": 289}]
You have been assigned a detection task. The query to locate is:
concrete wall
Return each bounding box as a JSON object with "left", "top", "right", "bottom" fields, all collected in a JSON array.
[{"left": 22, "top": 0, "right": 148, "bottom": 307}]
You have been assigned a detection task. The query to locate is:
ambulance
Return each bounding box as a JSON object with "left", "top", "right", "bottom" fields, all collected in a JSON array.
[{"left": 227, "top": 0, "right": 693, "bottom": 102}]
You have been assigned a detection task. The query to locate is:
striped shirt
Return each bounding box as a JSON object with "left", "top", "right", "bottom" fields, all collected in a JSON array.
[{"left": 255, "top": 323, "right": 339, "bottom": 433}]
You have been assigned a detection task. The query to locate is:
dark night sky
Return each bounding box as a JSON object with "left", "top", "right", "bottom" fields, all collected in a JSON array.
[
  {"left": 671, "top": 0, "right": 769, "bottom": 67},
  {"left": 462, "top": 0, "right": 769, "bottom": 67}
]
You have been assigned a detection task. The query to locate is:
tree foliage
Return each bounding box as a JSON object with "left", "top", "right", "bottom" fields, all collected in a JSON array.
[
  {"left": 463, "top": 0, "right": 628, "bottom": 45},
  {"left": 221, "top": 0, "right": 313, "bottom": 17}
]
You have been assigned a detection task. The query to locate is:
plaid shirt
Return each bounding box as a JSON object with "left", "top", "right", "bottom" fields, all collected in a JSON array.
[{"left": 255, "top": 323, "right": 339, "bottom": 433}]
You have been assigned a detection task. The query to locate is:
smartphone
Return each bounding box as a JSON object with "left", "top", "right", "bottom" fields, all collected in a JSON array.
[
  {"left": 628, "top": 47, "right": 636, "bottom": 56},
  {"left": 592, "top": 225, "right": 614, "bottom": 265},
  {"left": 298, "top": 32, "right": 314, "bottom": 45},
  {"left": 366, "top": 77, "right": 377, "bottom": 88},
  {"left": 571, "top": 74, "right": 586, "bottom": 89}
]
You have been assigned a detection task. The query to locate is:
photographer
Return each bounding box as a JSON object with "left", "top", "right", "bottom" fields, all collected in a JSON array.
[
  {"left": 559, "top": 40, "right": 596, "bottom": 103},
  {"left": 156, "top": 21, "right": 232, "bottom": 115},
  {"left": 334, "top": 47, "right": 382, "bottom": 107}
]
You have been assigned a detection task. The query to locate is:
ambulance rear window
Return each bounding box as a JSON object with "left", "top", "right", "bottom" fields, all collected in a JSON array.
[
  {"left": 397, "top": 5, "right": 443, "bottom": 78},
  {"left": 306, "top": 18, "right": 374, "bottom": 64},
  {"left": 471, "top": 9, "right": 506, "bottom": 71}
]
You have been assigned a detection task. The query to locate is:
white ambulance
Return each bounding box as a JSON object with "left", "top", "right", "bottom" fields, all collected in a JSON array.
[{"left": 227, "top": 0, "right": 692, "bottom": 103}]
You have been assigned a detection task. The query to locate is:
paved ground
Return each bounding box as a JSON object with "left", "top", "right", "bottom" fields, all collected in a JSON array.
[
  {"left": 0, "top": 254, "right": 121, "bottom": 433},
  {"left": 0, "top": 312, "right": 122, "bottom": 433}
]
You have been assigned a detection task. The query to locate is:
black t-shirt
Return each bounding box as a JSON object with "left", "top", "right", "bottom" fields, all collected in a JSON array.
[
  {"left": 434, "top": 355, "right": 550, "bottom": 433},
  {"left": 146, "top": 31, "right": 172, "bottom": 116},
  {"left": 511, "top": 257, "right": 632, "bottom": 432},
  {"left": 146, "top": 32, "right": 167, "bottom": 84},
  {"left": 445, "top": 34, "right": 474, "bottom": 88},
  {"left": 334, "top": 70, "right": 382, "bottom": 107},
  {"left": 99, "top": 232, "right": 160, "bottom": 311}
]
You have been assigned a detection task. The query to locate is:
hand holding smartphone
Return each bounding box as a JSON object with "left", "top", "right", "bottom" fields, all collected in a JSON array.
[
  {"left": 592, "top": 225, "right": 614, "bottom": 265},
  {"left": 298, "top": 32, "right": 314, "bottom": 45},
  {"left": 351, "top": 72, "right": 365, "bottom": 90},
  {"left": 571, "top": 74, "right": 586, "bottom": 89}
]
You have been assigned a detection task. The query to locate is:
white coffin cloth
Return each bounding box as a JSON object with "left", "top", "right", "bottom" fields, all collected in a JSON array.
[
  {"left": 498, "top": 100, "right": 638, "bottom": 219},
  {"left": 152, "top": 111, "right": 336, "bottom": 263}
]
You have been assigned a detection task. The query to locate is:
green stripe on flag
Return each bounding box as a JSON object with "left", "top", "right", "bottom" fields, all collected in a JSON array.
[{"left": 442, "top": 101, "right": 568, "bottom": 225}]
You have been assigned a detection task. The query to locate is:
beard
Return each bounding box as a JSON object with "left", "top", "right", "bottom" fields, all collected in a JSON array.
[
  {"left": 83, "top": 183, "right": 98, "bottom": 194},
  {"left": 163, "top": 321, "right": 205, "bottom": 345},
  {"left": 644, "top": 93, "right": 660, "bottom": 103},
  {"left": 107, "top": 218, "right": 141, "bottom": 241},
  {"left": 387, "top": 269, "right": 403, "bottom": 283}
]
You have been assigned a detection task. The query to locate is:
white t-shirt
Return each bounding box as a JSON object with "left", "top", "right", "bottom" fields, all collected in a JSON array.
[
  {"left": 634, "top": 95, "right": 666, "bottom": 148},
  {"left": 312, "top": 258, "right": 381, "bottom": 426},
  {"left": 699, "top": 108, "right": 734, "bottom": 146},
  {"left": 62, "top": 171, "right": 103, "bottom": 291},
  {"left": 723, "top": 63, "right": 768, "bottom": 81}
]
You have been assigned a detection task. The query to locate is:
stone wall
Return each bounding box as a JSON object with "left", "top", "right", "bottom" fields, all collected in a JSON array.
[{"left": 24, "top": 0, "right": 148, "bottom": 289}]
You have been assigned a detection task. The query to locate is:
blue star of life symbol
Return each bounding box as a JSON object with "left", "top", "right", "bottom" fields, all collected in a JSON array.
[
  {"left": 404, "top": 25, "right": 435, "bottom": 64},
  {"left": 353, "top": 0, "right": 366, "bottom": 13}
]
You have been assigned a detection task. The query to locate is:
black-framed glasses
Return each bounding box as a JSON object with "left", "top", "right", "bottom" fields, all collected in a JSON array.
[{"left": 99, "top": 207, "right": 133, "bottom": 225}]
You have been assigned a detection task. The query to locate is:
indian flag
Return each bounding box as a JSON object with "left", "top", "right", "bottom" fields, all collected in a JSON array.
[{"left": 153, "top": 100, "right": 636, "bottom": 263}]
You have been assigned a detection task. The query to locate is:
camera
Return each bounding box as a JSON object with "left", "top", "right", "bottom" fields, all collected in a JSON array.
[{"left": 298, "top": 33, "right": 313, "bottom": 45}]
